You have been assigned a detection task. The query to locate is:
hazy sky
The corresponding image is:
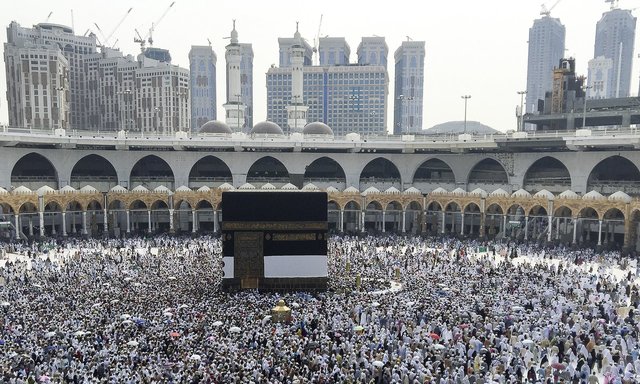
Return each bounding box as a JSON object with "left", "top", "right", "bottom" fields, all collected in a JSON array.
[{"left": 1, "top": 0, "right": 639, "bottom": 132}]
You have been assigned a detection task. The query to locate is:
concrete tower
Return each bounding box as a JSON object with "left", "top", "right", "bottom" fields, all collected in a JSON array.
[
  {"left": 593, "top": 6, "right": 636, "bottom": 98},
  {"left": 223, "top": 21, "right": 246, "bottom": 132},
  {"left": 286, "top": 23, "right": 309, "bottom": 133}
]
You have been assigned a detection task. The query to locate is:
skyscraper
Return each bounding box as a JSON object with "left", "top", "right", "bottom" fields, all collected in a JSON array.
[
  {"left": 318, "top": 37, "right": 350, "bottom": 66},
  {"left": 393, "top": 41, "right": 425, "bottom": 134},
  {"left": 189, "top": 45, "right": 217, "bottom": 131},
  {"left": 592, "top": 7, "right": 636, "bottom": 98},
  {"left": 357, "top": 37, "right": 388, "bottom": 68},
  {"left": 525, "top": 15, "right": 565, "bottom": 120},
  {"left": 240, "top": 43, "right": 254, "bottom": 130},
  {"left": 5, "top": 22, "right": 97, "bottom": 130}
]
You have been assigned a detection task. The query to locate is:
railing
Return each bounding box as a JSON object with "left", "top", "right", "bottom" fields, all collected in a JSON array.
[{"left": 2, "top": 125, "right": 640, "bottom": 143}]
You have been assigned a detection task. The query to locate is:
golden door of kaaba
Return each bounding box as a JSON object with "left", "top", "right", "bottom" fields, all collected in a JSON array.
[{"left": 234, "top": 231, "right": 264, "bottom": 289}]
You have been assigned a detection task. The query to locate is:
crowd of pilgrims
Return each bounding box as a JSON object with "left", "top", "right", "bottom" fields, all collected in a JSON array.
[{"left": 0, "top": 234, "right": 639, "bottom": 383}]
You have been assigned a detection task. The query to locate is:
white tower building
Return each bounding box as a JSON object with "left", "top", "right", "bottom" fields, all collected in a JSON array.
[
  {"left": 223, "top": 21, "right": 246, "bottom": 132},
  {"left": 286, "top": 23, "right": 309, "bottom": 133}
]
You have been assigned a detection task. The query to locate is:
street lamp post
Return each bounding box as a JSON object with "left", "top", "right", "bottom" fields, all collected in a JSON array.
[
  {"left": 517, "top": 90, "right": 527, "bottom": 131},
  {"left": 582, "top": 85, "right": 593, "bottom": 129},
  {"left": 461, "top": 95, "right": 471, "bottom": 134}
]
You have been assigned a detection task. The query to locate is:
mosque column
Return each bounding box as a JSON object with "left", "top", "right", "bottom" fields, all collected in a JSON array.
[
  {"left": 547, "top": 215, "right": 552, "bottom": 242},
  {"left": 192, "top": 209, "right": 197, "bottom": 233},
  {"left": 103, "top": 209, "right": 108, "bottom": 235},
  {"left": 479, "top": 212, "right": 485, "bottom": 238},
  {"left": 82, "top": 211, "right": 88, "bottom": 235},
  {"left": 27, "top": 217, "right": 33, "bottom": 237},
  {"left": 402, "top": 209, "right": 406, "bottom": 233},
  {"left": 460, "top": 213, "right": 465, "bottom": 235},
  {"left": 213, "top": 209, "right": 219, "bottom": 233},
  {"left": 361, "top": 210, "right": 366, "bottom": 232},
  {"left": 71, "top": 212, "right": 76, "bottom": 234},
  {"left": 340, "top": 209, "right": 345, "bottom": 233},
  {"left": 14, "top": 214, "right": 19, "bottom": 239},
  {"left": 39, "top": 211, "right": 44, "bottom": 237},
  {"left": 524, "top": 216, "right": 529, "bottom": 240},
  {"left": 555, "top": 217, "right": 560, "bottom": 240},
  {"left": 597, "top": 219, "right": 603, "bottom": 246},
  {"left": 441, "top": 211, "right": 446, "bottom": 234},
  {"left": 572, "top": 217, "right": 578, "bottom": 244},
  {"left": 502, "top": 214, "right": 507, "bottom": 236},
  {"left": 62, "top": 211, "right": 67, "bottom": 237},
  {"left": 422, "top": 209, "right": 427, "bottom": 233},
  {"left": 51, "top": 214, "right": 57, "bottom": 235},
  {"left": 382, "top": 211, "right": 386, "bottom": 233},
  {"left": 169, "top": 208, "right": 175, "bottom": 233},
  {"left": 126, "top": 210, "right": 131, "bottom": 234},
  {"left": 147, "top": 210, "right": 152, "bottom": 233}
]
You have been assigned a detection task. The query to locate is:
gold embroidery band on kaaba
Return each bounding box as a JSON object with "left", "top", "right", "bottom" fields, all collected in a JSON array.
[{"left": 222, "top": 221, "right": 328, "bottom": 231}]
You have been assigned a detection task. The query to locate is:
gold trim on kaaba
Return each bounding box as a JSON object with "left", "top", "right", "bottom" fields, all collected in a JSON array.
[
  {"left": 270, "top": 233, "right": 318, "bottom": 241},
  {"left": 222, "top": 221, "right": 328, "bottom": 231}
]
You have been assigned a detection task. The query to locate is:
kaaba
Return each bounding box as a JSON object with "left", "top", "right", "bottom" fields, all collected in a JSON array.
[{"left": 221, "top": 191, "right": 328, "bottom": 291}]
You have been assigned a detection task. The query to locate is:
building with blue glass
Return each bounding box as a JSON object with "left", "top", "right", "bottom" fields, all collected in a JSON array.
[
  {"left": 393, "top": 41, "right": 425, "bottom": 135},
  {"left": 189, "top": 45, "right": 217, "bottom": 131}
]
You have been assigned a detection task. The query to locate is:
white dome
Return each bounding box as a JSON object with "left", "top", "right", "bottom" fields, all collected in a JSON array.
[
  {"left": 0, "top": 187, "right": 8, "bottom": 194},
  {"left": 217, "top": 183, "right": 235, "bottom": 190},
  {"left": 132, "top": 185, "right": 149, "bottom": 193},
  {"left": 326, "top": 186, "right": 341, "bottom": 193},
  {"left": 79, "top": 185, "right": 99, "bottom": 193},
  {"left": 238, "top": 183, "right": 256, "bottom": 190},
  {"left": 199, "top": 120, "right": 232, "bottom": 134},
  {"left": 154, "top": 185, "right": 172, "bottom": 194},
  {"left": 533, "top": 189, "right": 555, "bottom": 200},
  {"left": 250, "top": 121, "right": 284, "bottom": 135},
  {"left": 303, "top": 122, "right": 333, "bottom": 135},
  {"left": 511, "top": 189, "right": 531, "bottom": 198},
  {"left": 197, "top": 185, "right": 211, "bottom": 192},
  {"left": 583, "top": 190, "right": 605, "bottom": 200},
  {"left": 362, "top": 186, "right": 380, "bottom": 195},
  {"left": 384, "top": 186, "right": 401, "bottom": 194},
  {"left": 608, "top": 191, "right": 632, "bottom": 203},
  {"left": 431, "top": 187, "right": 448, "bottom": 195},
  {"left": 281, "top": 183, "right": 298, "bottom": 190},
  {"left": 451, "top": 187, "right": 466, "bottom": 195},
  {"left": 489, "top": 188, "right": 509, "bottom": 197},
  {"left": 558, "top": 190, "right": 579, "bottom": 199},
  {"left": 343, "top": 186, "right": 359, "bottom": 193},
  {"left": 261, "top": 183, "right": 277, "bottom": 190},
  {"left": 37, "top": 185, "right": 56, "bottom": 196},
  {"left": 469, "top": 188, "right": 487, "bottom": 198},
  {"left": 60, "top": 185, "right": 77, "bottom": 193},
  {"left": 404, "top": 187, "right": 421, "bottom": 194},
  {"left": 175, "top": 185, "right": 191, "bottom": 192},
  {"left": 12, "top": 186, "right": 32, "bottom": 194},
  {"left": 110, "top": 185, "right": 128, "bottom": 193},
  {"left": 302, "top": 183, "right": 319, "bottom": 191}
]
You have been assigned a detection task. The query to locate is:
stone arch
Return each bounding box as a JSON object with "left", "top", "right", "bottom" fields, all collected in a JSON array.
[
  {"left": 130, "top": 155, "right": 175, "bottom": 190},
  {"left": 343, "top": 200, "right": 361, "bottom": 233},
  {"left": 328, "top": 200, "right": 340, "bottom": 232},
  {"left": 467, "top": 158, "right": 509, "bottom": 186},
  {"left": 523, "top": 156, "right": 572, "bottom": 193},
  {"left": 603, "top": 208, "right": 626, "bottom": 249},
  {"left": 385, "top": 201, "right": 403, "bottom": 233},
  {"left": 359, "top": 158, "right": 401, "bottom": 190},
  {"left": 303, "top": 157, "right": 347, "bottom": 189},
  {"left": 412, "top": 158, "right": 455, "bottom": 184},
  {"left": 576, "top": 207, "right": 600, "bottom": 246},
  {"left": 70, "top": 154, "right": 117, "bottom": 191},
  {"left": 188, "top": 155, "right": 232, "bottom": 188},
  {"left": 425, "top": 201, "right": 443, "bottom": 234},
  {"left": 587, "top": 155, "right": 640, "bottom": 195},
  {"left": 246, "top": 156, "right": 290, "bottom": 186},
  {"left": 11, "top": 152, "right": 59, "bottom": 189},
  {"left": 364, "top": 200, "right": 383, "bottom": 233}
]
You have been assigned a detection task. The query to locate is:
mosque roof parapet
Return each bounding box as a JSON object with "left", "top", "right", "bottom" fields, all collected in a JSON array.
[
  {"left": 451, "top": 188, "right": 466, "bottom": 196},
  {"left": 12, "top": 186, "right": 33, "bottom": 194},
  {"left": 60, "top": 185, "right": 77, "bottom": 193},
  {"left": 362, "top": 187, "right": 380, "bottom": 195},
  {"left": 343, "top": 186, "right": 359, "bottom": 194},
  {"left": 281, "top": 183, "right": 298, "bottom": 191},
  {"left": 238, "top": 183, "right": 256, "bottom": 190},
  {"left": 0, "top": 187, "right": 8, "bottom": 194},
  {"left": 131, "top": 185, "right": 149, "bottom": 193},
  {"left": 36, "top": 185, "right": 56, "bottom": 196},
  {"left": 153, "top": 185, "right": 173, "bottom": 194},
  {"left": 302, "top": 183, "right": 319, "bottom": 191},
  {"left": 431, "top": 187, "right": 448, "bottom": 195},
  {"left": 197, "top": 186, "right": 212, "bottom": 192},
  {"left": 261, "top": 183, "right": 277, "bottom": 190},
  {"left": 326, "top": 186, "right": 341, "bottom": 193},
  {"left": 469, "top": 188, "right": 487, "bottom": 198},
  {"left": 404, "top": 187, "right": 421, "bottom": 195},
  {"left": 175, "top": 185, "right": 191, "bottom": 192},
  {"left": 384, "top": 186, "right": 401, "bottom": 194}
]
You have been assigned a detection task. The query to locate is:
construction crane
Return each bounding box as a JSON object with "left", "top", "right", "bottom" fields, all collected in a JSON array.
[
  {"left": 540, "top": 0, "right": 563, "bottom": 16},
  {"left": 312, "top": 14, "right": 323, "bottom": 66},
  {"left": 134, "top": 1, "right": 175, "bottom": 52},
  {"left": 45, "top": 11, "right": 53, "bottom": 22},
  {"left": 104, "top": 7, "right": 133, "bottom": 47}
]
